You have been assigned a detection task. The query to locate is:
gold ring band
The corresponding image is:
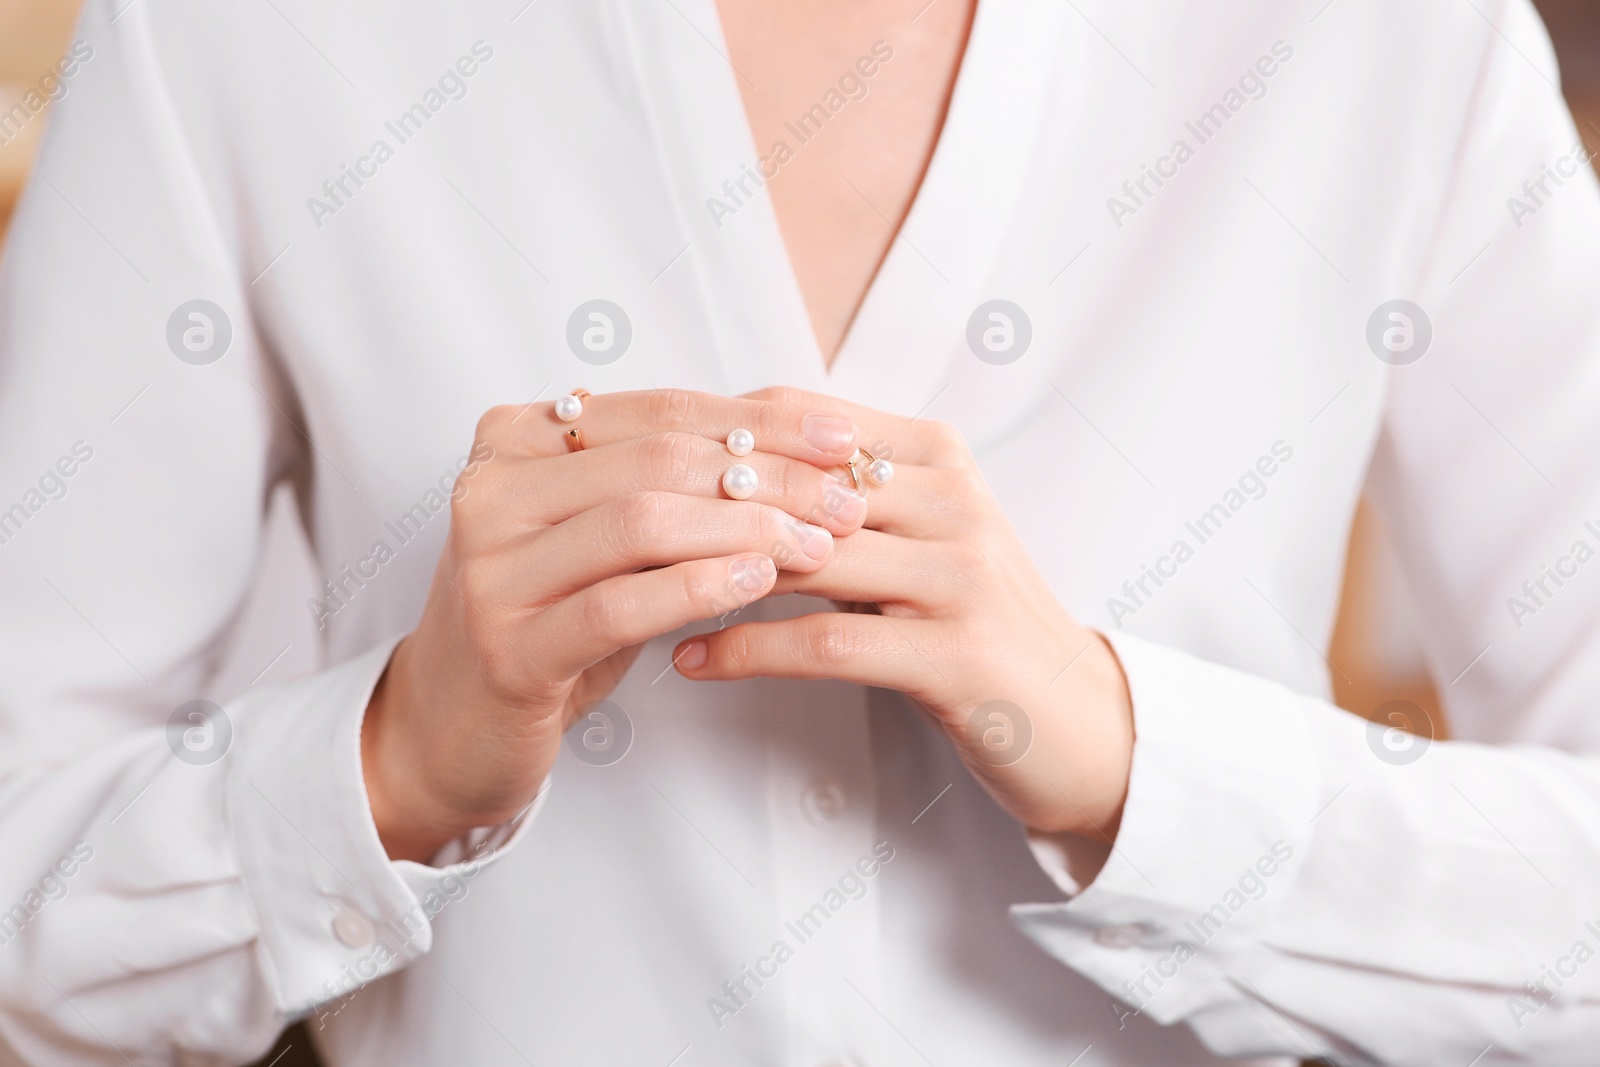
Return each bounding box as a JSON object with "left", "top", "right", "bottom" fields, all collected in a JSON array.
[{"left": 845, "top": 452, "right": 864, "bottom": 491}]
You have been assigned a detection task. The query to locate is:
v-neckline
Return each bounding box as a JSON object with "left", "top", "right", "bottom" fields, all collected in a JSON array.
[{"left": 619, "top": 0, "right": 1068, "bottom": 414}]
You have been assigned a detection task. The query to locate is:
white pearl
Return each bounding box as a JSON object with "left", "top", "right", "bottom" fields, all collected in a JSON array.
[
  {"left": 554, "top": 394, "right": 583, "bottom": 422},
  {"left": 722, "top": 463, "right": 759, "bottom": 500},
  {"left": 727, "top": 428, "right": 755, "bottom": 457},
  {"left": 866, "top": 458, "right": 894, "bottom": 486}
]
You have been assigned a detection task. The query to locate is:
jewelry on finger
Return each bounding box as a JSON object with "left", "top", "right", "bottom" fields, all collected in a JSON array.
[
  {"left": 554, "top": 388, "right": 591, "bottom": 423},
  {"left": 727, "top": 428, "right": 755, "bottom": 457},
  {"left": 564, "top": 428, "right": 584, "bottom": 452},
  {"left": 844, "top": 453, "right": 864, "bottom": 492},
  {"left": 860, "top": 448, "right": 894, "bottom": 486},
  {"left": 722, "top": 463, "right": 759, "bottom": 500}
]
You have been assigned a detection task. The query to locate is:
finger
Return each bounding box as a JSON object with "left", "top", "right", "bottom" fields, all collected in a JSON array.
[
  {"left": 740, "top": 386, "right": 973, "bottom": 469},
  {"left": 511, "top": 432, "right": 868, "bottom": 534},
  {"left": 526, "top": 492, "right": 835, "bottom": 600},
  {"left": 672, "top": 612, "right": 948, "bottom": 697},
  {"left": 483, "top": 389, "right": 862, "bottom": 465},
  {"left": 768, "top": 529, "right": 959, "bottom": 608},
  {"left": 535, "top": 554, "right": 779, "bottom": 677},
  {"left": 830, "top": 463, "right": 991, "bottom": 538}
]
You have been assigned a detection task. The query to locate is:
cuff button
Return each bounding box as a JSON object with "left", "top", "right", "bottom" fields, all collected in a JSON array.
[
  {"left": 332, "top": 902, "right": 377, "bottom": 949},
  {"left": 1093, "top": 923, "right": 1145, "bottom": 949}
]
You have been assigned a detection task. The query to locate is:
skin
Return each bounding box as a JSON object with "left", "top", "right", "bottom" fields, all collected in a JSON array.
[
  {"left": 678, "top": 387, "right": 1136, "bottom": 841},
  {"left": 363, "top": 393, "right": 869, "bottom": 861},
  {"left": 717, "top": 0, "right": 979, "bottom": 364},
  {"left": 362, "top": 1, "right": 1135, "bottom": 865}
]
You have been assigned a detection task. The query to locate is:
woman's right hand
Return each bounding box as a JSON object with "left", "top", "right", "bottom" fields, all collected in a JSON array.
[{"left": 360, "top": 390, "right": 866, "bottom": 861}]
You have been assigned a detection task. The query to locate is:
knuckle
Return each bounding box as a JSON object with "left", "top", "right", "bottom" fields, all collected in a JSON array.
[
  {"left": 925, "top": 469, "right": 982, "bottom": 525},
  {"left": 454, "top": 556, "right": 499, "bottom": 612},
  {"left": 640, "top": 432, "right": 700, "bottom": 487},
  {"left": 679, "top": 567, "right": 710, "bottom": 606},
  {"left": 768, "top": 459, "right": 800, "bottom": 510},
  {"left": 804, "top": 615, "right": 856, "bottom": 668},
  {"left": 473, "top": 405, "right": 510, "bottom": 444},
  {"left": 756, "top": 385, "right": 808, "bottom": 409},
  {"left": 477, "top": 632, "right": 538, "bottom": 694},
  {"left": 720, "top": 626, "right": 754, "bottom": 670},
  {"left": 449, "top": 460, "right": 501, "bottom": 515},
  {"left": 473, "top": 405, "right": 528, "bottom": 453},
  {"left": 949, "top": 538, "right": 992, "bottom": 580},
  {"left": 581, "top": 586, "right": 634, "bottom": 645},
  {"left": 451, "top": 465, "right": 534, "bottom": 544},
  {"left": 952, "top": 466, "right": 985, "bottom": 494},
  {"left": 925, "top": 419, "right": 971, "bottom": 463},
  {"left": 752, "top": 506, "right": 785, "bottom": 552},
  {"left": 645, "top": 388, "right": 697, "bottom": 430},
  {"left": 681, "top": 566, "right": 723, "bottom": 615},
  {"left": 612, "top": 491, "right": 674, "bottom": 557},
  {"left": 946, "top": 467, "right": 987, "bottom": 508}
]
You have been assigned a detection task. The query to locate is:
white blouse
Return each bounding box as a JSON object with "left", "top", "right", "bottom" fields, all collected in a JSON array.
[{"left": 2, "top": 0, "right": 1599, "bottom": 1063}]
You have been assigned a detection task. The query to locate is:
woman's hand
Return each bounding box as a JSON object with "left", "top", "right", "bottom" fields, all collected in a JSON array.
[
  {"left": 673, "top": 387, "right": 1136, "bottom": 840},
  {"left": 362, "top": 390, "right": 868, "bottom": 862}
]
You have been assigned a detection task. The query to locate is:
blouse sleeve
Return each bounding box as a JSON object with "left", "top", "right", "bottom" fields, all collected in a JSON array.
[
  {"left": 0, "top": 1, "right": 524, "bottom": 1062},
  {"left": 1012, "top": 2, "right": 1600, "bottom": 1062}
]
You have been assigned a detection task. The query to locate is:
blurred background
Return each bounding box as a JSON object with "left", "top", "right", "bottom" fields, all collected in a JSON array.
[{"left": 4, "top": 3, "right": 1599, "bottom": 1064}]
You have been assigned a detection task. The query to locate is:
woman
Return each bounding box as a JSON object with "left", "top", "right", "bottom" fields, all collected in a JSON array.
[{"left": 1, "top": 0, "right": 1598, "bottom": 1063}]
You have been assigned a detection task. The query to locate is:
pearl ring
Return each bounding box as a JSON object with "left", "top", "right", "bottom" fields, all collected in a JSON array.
[
  {"left": 722, "top": 463, "right": 759, "bottom": 500},
  {"left": 846, "top": 448, "right": 894, "bottom": 491},
  {"left": 554, "top": 388, "right": 591, "bottom": 423}
]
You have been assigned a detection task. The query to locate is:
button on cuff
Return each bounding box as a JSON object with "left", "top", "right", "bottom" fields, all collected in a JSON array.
[
  {"left": 331, "top": 901, "right": 376, "bottom": 949},
  {"left": 1094, "top": 922, "right": 1146, "bottom": 949}
]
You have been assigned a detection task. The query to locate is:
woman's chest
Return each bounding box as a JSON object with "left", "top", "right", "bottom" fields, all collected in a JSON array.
[{"left": 254, "top": 0, "right": 1393, "bottom": 670}]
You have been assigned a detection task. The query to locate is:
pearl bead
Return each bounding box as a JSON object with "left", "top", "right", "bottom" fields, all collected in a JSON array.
[
  {"left": 727, "top": 428, "right": 755, "bottom": 457},
  {"left": 554, "top": 394, "right": 584, "bottom": 422},
  {"left": 722, "top": 463, "right": 759, "bottom": 500},
  {"left": 866, "top": 458, "right": 894, "bottom": 486}
]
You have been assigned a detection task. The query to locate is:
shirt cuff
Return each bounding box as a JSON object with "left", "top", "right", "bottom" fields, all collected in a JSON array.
[
  {"left": 225, "top": 638, "right": 539, "bottom": 1016},
  {"left": 1010, "top": 631, "right": 1322, "bottom": 1024}
]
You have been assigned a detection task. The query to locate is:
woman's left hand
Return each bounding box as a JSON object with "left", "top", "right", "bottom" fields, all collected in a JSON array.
[{"left": 674, "top": 387, "right": 1136, "bottom": 840}]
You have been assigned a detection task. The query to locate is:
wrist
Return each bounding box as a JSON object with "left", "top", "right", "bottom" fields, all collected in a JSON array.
[
  {"left": 1019, "top": 630, "right": 1135, "bottom": 840},
  {"left": 361, "top": 644, "right": 472, "bottom": 862}
]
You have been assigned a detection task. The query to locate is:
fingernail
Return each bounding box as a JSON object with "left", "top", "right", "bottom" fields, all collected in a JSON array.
[
  {"left": 802, "top": 413, "right": 856, "bottom": 454},
  {"left": 825, "top": 479, "right": 867, "bottom": 525},
  {"left": 729, "top": 555, "right": 776, "bottom": 594},
  {"left": 795, "top": 522, "right": 834, "bottom": 561},
  {"left": 677, "top": 641, "right": 708, "bottom": 672}
]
